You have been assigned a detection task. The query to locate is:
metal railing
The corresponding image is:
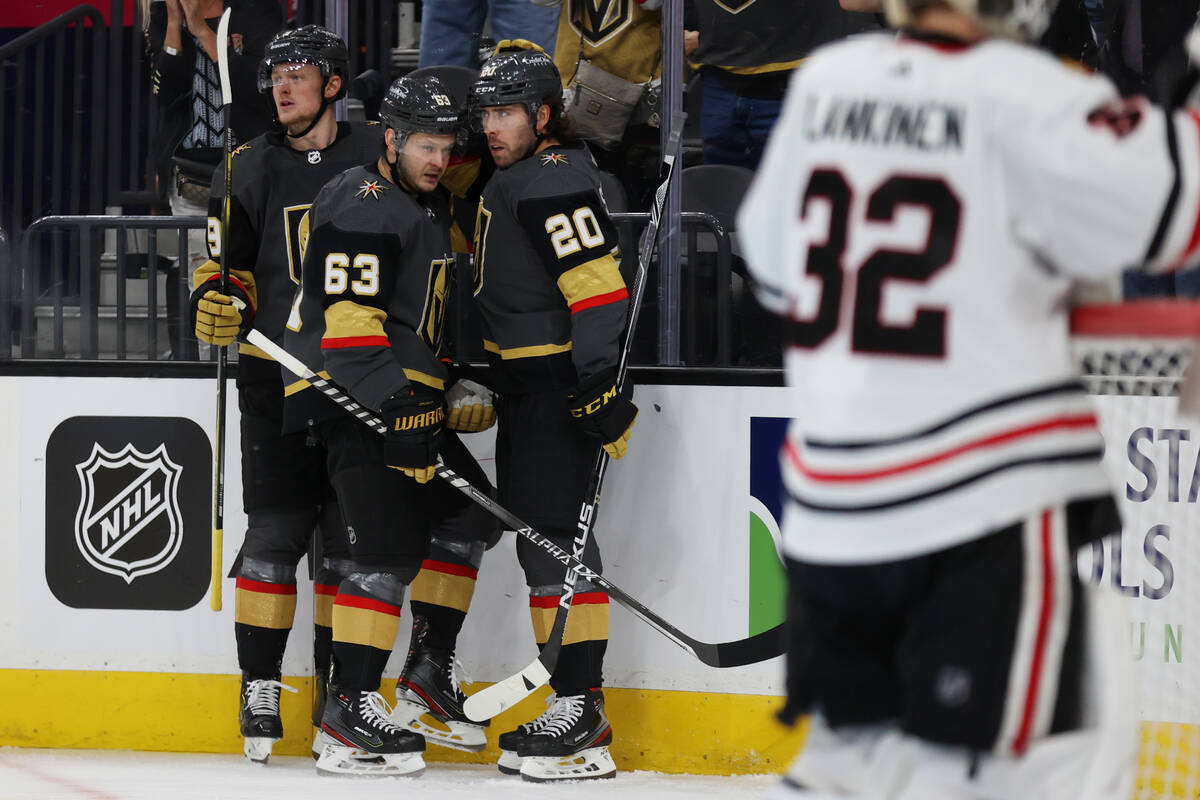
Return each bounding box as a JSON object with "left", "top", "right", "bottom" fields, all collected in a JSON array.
[
  {"left": 17, "top": 215, "right": 205, "bottom": 361},
  {"left": 4, "top": 211, "right": 757, "bottom": 367},
  {"left": 612, "top": 211, "right": 735, "bottom": 366}
]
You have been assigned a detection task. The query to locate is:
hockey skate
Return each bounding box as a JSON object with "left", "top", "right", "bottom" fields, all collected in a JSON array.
[
  {"left": 516, "top": 688, "right": 617, "bottom": 782},
  {"left": 315, "top": 685, "right": 426, "bottom": 777},
  {"left": 239, "top": 674, "right": 298, "bottom": 765},
  {"left": 392, "top": 646, "right": 488, "bottom": 752},
  {"left": 496, "top": 692, "right": 561, "bottom": 775},
  {"left": 310, "top": 671, "right": 330, "bottom": 760}
]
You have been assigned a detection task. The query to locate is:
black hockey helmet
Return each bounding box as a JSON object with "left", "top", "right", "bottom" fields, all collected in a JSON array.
[
  {"left": 471, "top": 39, "right": 563, "bottom": 122},
  {"left": 380, "top": 75, "right": 465, "bottom": 148},
  {"left": 257, "top": 25, "right": 350, "bottom": 101}
]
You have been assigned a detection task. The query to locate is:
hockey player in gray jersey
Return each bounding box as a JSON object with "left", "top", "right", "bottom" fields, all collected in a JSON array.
[
  {"left": 469, "top": 40, "right": 635, "bottom": 782},
  {"left": 187, "top": 25, "right": 377, "bottom": 765},
  {"left": 284, "top": 74, "right": 497, "bottom": 777}
]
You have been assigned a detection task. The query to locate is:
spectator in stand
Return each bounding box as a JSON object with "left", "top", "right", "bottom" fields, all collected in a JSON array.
[
  {"left": 686, "top": 0, "right": 881, "bottom": 170},
  {"left": 144, "top": 0, "right": 282, "bottom": 352},
  {"left": 551, "top": 0, "right": 663, "bottom": 208},
  {"left": 417, "top": 0, "right": 559, "bottom": 68}
]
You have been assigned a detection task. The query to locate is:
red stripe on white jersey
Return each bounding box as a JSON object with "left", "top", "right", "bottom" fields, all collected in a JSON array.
[
  {"left": 1000, "top": 507, "right": 1072, "bottom": 755},
  {"left": 785, "top": 414, "right": 1098, "bottom": 484},
  {"left": 1168, "top": 111, "right": 1200, "bottom": 270}
]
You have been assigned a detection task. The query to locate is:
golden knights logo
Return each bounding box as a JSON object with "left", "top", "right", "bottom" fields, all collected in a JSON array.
[
  {"left": 356, "top": 179, "right": 387, "bottom": 200},
  {"left": 74, "top": 443, "right": 184, "bottom": 584},
  {"left": 568, "top": 0, "right": 633, "bottom": 46}
]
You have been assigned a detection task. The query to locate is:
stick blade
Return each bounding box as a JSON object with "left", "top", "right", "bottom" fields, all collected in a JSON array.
[
  {"left": 464, "top": 658, "right": 552, "bottom": 722},
  {"left": 216, "top": 8, "right": 233, "bottom": 104},
  {"left": 704, "top": 623, "right": 785, "bottom": 667}
]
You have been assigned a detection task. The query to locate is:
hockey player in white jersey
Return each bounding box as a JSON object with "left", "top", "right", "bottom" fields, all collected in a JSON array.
[{"left": 738, "top": 1, "right": 1200, "bottom": 798}]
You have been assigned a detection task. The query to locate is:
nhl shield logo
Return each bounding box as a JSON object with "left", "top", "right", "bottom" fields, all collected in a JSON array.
[{"left": 73, "top": 442, "right": 184, "bottom": 584}]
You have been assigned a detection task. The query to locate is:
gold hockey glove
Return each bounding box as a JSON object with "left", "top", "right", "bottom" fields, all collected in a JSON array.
[
  {"left": 445, "top": 378, "right": 496, "bottom": 432},
  {"left": 566, "top": 368, "right": 638, "bottom": 460},
  {"left": 194, "top": 290, "right": 247, "bottom": 346}
]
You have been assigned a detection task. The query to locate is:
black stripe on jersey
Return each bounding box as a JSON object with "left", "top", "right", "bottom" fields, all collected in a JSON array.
[
  {"left": 1143, "top": 107, "right": 1181, "bottom": 264},
  {"left": 787, "top": 447, "right": 1105, "bottom": 513},
  {"left": 805, "top": 380, "right": 1087, "bottom": 450},
  {"left": 516, "top": 190, "right": 619, "bottom": 279}
]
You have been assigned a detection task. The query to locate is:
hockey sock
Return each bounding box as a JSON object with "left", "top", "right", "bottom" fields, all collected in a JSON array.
[
  {"left": 409, "top": 557, "right": 479, "bottom": 652},
  {"left": 235, "top": 574, "right": 297, "bottom": 678},
  {"left": 529, "top": 588, "right": 610, "bottom": 693},
  {"left": 329, "top": 572, "right": 405, "bottom": 691}
]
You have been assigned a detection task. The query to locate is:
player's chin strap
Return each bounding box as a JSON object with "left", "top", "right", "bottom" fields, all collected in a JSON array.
[{"left": 284, "top": 79, "right": 338, "bottom": 140}]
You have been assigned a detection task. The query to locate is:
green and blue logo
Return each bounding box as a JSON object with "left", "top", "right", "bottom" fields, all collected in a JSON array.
[{"left": 749, "top": 416, "right": 788, "bottom": 636}]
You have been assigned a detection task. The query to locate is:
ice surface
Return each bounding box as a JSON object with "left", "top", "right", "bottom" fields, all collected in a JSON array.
[{"left": 0, "top": 748, "right": 778, "bottom": 799}]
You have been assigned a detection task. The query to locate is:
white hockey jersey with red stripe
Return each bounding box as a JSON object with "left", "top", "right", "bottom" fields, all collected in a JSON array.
[{"left": 738, "top": 31, "right": 1200, "bottom": 564}]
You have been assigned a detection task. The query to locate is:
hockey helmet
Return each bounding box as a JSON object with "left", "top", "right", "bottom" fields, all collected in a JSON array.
[
  {"left": 380, "top": 75, "right": 465, "bottom": 148},
  {"left": 257, "top": 25, "right": 350, "bottom": 101},
  {"left": 470, "top": 39, "right": 563, "bottom": 123},
  {"left": 883, "top": 0, "right": 1058, "bottom": 41}
]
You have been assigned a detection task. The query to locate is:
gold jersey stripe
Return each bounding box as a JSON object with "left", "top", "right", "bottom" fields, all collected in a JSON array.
[
  {"left": 314, "top": 592, "right": 334, "bottom": 628},
  {"left": 403, "top": 368, "right": 445, "bottom": 391},
  {"left": 689, "top": 57, "right": 804, "bottom": 75},
  {"left": 235, "top": 588, "right": 297, "bottom": 630},
  {"left": 483, "top": 340, "right": 573, "bottom": 360},
  {"left": 556, "top": 253, "right": 625, "bottom": 309},
  {"left": 530, "top": 602, "right": 610, "bottom": 645},
  {"left": 410, "top": 570, "right": 477, "bottom": 613},
  {"left": 283, "top": 370, "right": 334, "bottom": 397},
  {"left": 325, "top": 300, "right": 387, "bottom": 340},
  {"left": 332, "top": 603, "right": 402, "bottom": 651}
]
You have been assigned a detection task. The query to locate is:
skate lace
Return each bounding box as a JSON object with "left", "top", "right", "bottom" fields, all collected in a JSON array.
[
  {"left": 359, "top": 691, "right": 404, "bottom": 734},
  {"left": 517, "top": 692, "right": 559, "bottom": 735},
  {"left": 531, "top": 693, "right": 585, "bottom": 738},
  {"left": 446, "top": 655, "right": 469, "bottom": 700},
  {"left": 244, "top": 679, "right": 298, "bottom": 716}
]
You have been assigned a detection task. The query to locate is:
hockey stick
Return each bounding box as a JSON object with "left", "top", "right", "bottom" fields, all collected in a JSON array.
[
  {"left": 210, "top": 7, "right": 233, "bottom": 612},
  {"left": 244, "top": 329, "right": 784, "bottom": 686},
  {"left": 463, "top": 113, "right": 688, "bottom": 721}
]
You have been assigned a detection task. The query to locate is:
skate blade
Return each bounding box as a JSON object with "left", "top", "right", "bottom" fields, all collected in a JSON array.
[
  {"left": 311, "top": 728, "right": 334, "bottom": 761},
  {"left": 243, "top": 736, "right": 278, "bottom": 765},
  {"left": 315, "top": 744, "right": 425, "bottom": 777},
  {"left": 519, "top": 746, "right": 617, "bottom": 782},
  {"left": 391, "top": 698, "right": 487, "bottom": 752},
  {"left": 497, "top": 749, "right": 523, "bottom": 775}
]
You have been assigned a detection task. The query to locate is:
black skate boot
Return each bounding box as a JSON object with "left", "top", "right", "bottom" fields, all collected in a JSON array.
[
  {"left": 393, "top": 645, "right": 488, "bottom": 752},
  {"left": 496, "top": 693, "right": 561, "bottom": 775},
  {"left": 315, "top": 685, "right": 426, "bottom": 777},
  {"left": 239, "top": 673, "right": 297, "bottom": 765},
  {"left": 517, "top": 688, "right": 616, "bottom": 782}
]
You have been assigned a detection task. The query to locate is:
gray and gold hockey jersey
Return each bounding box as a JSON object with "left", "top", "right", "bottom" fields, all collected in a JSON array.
[
  {"left": 473, "top": 144, "right": 627, "bottom": 393},
  {"left": 283, "top": 162, "right": 455, "bottom": 430},
  {"left": 193, "top": 121, "right": 380, "bottom": 385}
]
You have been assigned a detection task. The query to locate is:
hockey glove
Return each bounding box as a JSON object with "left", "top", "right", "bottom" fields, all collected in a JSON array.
[
  {"left": 445, "top": 378, "right": 496, "bottom": 432},
  {"left": 381, "top": 389, "right": 445, "bottom": 483},
  {"left": 194, "top": 289, "right": 248, "bottom": 346},
  {"left": 566, "top": 368, "right": 638, "bottom": 460}
]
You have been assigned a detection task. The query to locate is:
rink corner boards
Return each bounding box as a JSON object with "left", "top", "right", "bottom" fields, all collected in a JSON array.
[{"left": 0, "top": 670, "right": 809, "bottom": 775}]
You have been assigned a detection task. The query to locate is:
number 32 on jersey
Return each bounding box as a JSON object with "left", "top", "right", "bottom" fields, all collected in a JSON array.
[{"left": 792, "top": 171, "right": 961, "bottom": 358}]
